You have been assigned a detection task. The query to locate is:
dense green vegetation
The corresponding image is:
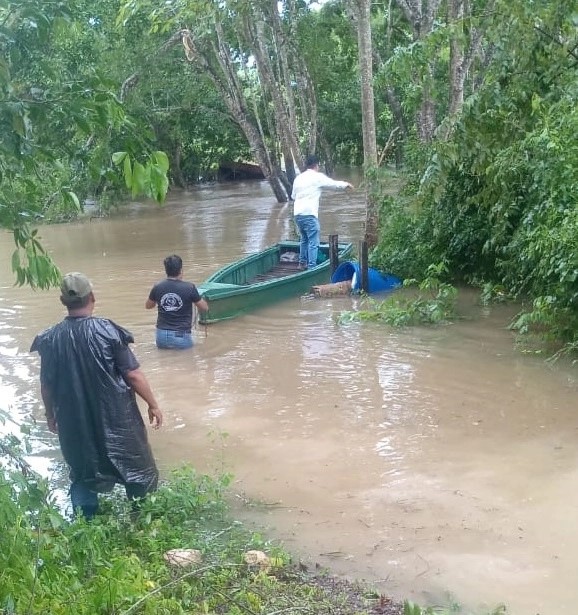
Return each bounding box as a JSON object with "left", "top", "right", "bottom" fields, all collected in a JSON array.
[
  {"left": 3, "top": 0, "right": 577, "bottom": 347},
  {"left": 1, "top": 0, "right": 170, "bottom": 287},
  {"left": 338, "top": 263, "right": 459, "bottom": 327},
  {"left": 370, "top": 1, "right": 578, "bottom": 351}
]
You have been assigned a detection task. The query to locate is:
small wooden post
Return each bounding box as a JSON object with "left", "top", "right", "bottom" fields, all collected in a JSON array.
[
  {"left": 359, "top": 239, "right": 369, "bottom": 293},
  {"left": 329, "top": 234, "right": 339, "bottom": 275}
]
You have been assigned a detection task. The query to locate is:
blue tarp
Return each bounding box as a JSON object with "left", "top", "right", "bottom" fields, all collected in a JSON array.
[{"left": 331, "top": 261, "right": 401, "bottom": 293}]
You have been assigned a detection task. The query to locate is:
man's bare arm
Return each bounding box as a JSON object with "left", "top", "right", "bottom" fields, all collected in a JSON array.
[
  {"left": 145, "top": 299, "right": 156, "bottom": 309},
  {"left": 124, "top": 368, "right": 163, "bottom": 428},
  {"left": 195, "top": 297, "right": 209, "bottom": 313},
  {"left": 40, "top": 383, "right": 58, "bottom": 434}
]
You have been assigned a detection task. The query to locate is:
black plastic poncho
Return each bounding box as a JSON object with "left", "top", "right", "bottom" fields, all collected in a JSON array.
[{"left": 31, "top": 316, "right": 158, "bottom": 493}]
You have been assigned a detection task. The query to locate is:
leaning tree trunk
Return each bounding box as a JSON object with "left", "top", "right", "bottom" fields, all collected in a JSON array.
[
  {"left": 180, "top": 27, "right": 290, "bottom": 202},
  {"left": 247, "top": 16, "right": 298, "bottom": 194}
]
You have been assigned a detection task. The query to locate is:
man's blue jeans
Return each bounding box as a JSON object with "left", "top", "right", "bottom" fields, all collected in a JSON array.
[
  {"left": 294, "top": 215, "right": 320, "bottom": 268},
  {"left": 156, "top": 328, "right": 193, "bottom": 349},
  {"left": 70, "top": 481, "right": 150, "bottom": 520}
]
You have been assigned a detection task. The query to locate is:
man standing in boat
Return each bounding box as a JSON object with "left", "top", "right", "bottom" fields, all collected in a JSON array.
[
  {"left": 146, "top": 254, "right": 208, "bottom": 349},
  {"left": 291, "top": 154, "right": 353, "bottom": 269}
]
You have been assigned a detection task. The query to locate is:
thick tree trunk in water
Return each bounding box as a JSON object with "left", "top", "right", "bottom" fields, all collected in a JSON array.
[{"left": 348, "top": 0, "right": 379, "bottom": 246}]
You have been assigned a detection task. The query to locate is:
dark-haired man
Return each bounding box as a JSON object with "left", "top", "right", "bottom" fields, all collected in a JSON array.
[
  {"left": 146, "top": 254, "right": 208, "bottom": 349},
  {"left": 31, "top": 272, "right": 163, "bottom": 519},
  {"left": 291, "top": 155, "right": 354, "bottom": 269}
]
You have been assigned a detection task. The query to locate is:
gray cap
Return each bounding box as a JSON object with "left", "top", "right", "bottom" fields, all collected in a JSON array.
[{"left": 60, "top": 272, "right": 93, "bottom": 304}]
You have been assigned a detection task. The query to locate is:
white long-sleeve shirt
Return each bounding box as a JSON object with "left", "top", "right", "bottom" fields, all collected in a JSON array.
[{"left": 291, "top": 169, "right": 350, "bottom": 218}]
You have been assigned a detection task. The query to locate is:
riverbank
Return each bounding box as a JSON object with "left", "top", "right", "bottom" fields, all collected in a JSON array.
[{"left": 0, "top": 454, "right": 406, "bottom": 615}]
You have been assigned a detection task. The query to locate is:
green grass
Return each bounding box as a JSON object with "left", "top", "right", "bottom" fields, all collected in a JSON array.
[{"left": 0, "top": 459, "right": 401, "bottom": 614}]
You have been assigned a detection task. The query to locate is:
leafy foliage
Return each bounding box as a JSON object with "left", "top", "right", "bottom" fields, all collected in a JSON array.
[
  {"left": 371, "top": 0, "right": 578, "bottom": 349},
  {"left": 0, "top": 0, "right": 170, "bottom": 288},
  {"left": 339, "top": 263, "right": 458, "bottom": 327},
  {"left": 403, "top": 600, "right": 506, "bottom": 615}
]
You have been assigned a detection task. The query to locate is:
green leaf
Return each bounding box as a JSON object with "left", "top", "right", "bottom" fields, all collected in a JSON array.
[
  {"left": 66, "top": 191, "right": 81, "bottom": 211},
  {"left": 152, "top": 151, "right": 170, "bottom": 173},
  {"left": 112, "top": 151, "right": 127, "bottom": 165},
  {"left": 123, "top": 155, "right": 133, "bottom": 189},
  {"left": 132, "top": 162, "right": 147, "bottom": 198},
  {"left": 11, "top": 250, "right": 21, "bottom": 273}
]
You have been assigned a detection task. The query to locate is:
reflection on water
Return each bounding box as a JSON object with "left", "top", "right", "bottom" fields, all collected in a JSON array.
[{"left": 1, "top": 178, "right": 578, "bottom": 614}]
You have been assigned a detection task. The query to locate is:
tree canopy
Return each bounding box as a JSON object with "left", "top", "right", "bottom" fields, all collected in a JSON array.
[{"left": 2, "top": 0, "right": 578, "bottom": 348}]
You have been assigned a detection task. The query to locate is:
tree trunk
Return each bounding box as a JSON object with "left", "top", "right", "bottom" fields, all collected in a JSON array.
[
  {"left": 417, "top": 79, "right": 437, "bottom": 143},
  {"left": 349, "top": 0, "right": 379, "bottom": 246},
  {"left": 441, "top": 0, "right": 487, "bottom": 138},
  {"left": 247, "top": 16, "right": 298, "bottom": 191},
  {"left": 448, "top": 0, "right": 465, "bottom": 118},
  {"left": 395, "top": 0, "right": 442, "bottom": 143},
  {"left": 385, "top": 86, "right": 407, "bottom": 167},
  {"left": 355, "top": 0, "right": 378, "bottom": 167}
]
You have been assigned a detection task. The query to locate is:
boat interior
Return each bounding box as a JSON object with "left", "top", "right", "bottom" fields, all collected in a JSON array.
[{"left": 219, "top": 245, "right": 331, "bottom": 287}]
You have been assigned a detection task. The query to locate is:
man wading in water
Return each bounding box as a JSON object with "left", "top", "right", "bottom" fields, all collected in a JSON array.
[
  {"left": 31, "top": 272, "right": 163, "bottom": 519},
  {"left": 146, "top": 254, "right": 208, "bottom": 349}
]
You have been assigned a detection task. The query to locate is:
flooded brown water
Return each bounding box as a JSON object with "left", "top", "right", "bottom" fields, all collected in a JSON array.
[{"left": 1, "top": 177, "right": 578, "bottom": 615}]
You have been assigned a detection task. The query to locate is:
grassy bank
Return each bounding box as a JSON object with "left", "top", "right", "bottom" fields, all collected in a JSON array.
[
  {"left": 0, "top": 459, "right": 406, "bottom": 615},
  {"left": 1, "top": 409, "right": 508, "bottom": 615}
]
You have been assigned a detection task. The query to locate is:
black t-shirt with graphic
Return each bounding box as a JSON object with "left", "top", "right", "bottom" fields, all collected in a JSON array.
[{"left": 148, "top": 278, "right": 202, "bottom": 332}]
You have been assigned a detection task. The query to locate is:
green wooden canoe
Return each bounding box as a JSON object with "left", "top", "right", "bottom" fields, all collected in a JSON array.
[{"left": 198, "top": 240, "right": 353, "bottom": 323}]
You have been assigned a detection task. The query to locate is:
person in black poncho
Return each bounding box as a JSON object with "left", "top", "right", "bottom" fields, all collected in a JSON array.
[{"left": 31, "top": 272, "right": 163, "bottom": 519}]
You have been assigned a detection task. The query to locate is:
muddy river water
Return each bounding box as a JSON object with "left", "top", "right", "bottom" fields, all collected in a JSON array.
[{"left": 1, "top": 177, "right": 578, "bottom": 615}]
